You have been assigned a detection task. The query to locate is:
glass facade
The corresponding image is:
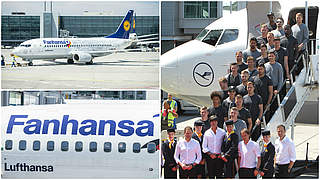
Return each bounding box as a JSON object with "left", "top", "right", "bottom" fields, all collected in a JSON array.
[
  {"left": 1, "top": 16, "right": 40, "bottom": 46},
  {"left": 1, "top": 15, "right": 158, "bottom": 46},
  {"left": 184, "top": 1, "right": 218, "bottom": 18},
  {"left": 1, "top": 91, "right": 149, "bottom": 106},
  {"left": 59, "top": 16, "right": 159, "bottom": 37}
]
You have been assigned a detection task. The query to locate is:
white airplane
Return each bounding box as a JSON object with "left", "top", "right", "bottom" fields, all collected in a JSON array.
[
  {"left": 12, "top": 10, "right": 135, "bottom": 65},
  {"left": 161, "top": 1, "right": 319, "bottom": 107},
  {"left": 1, "top": 100, "right": 160, "bottom": 178}
]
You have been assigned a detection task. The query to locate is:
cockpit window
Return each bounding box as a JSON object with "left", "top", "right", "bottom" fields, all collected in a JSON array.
[
  {"left": 195, "top": 29, "right": 209, "bottom": 41},
  {"left": 218, "top": 29, "right": 239, "bottom": 45},
  {"left": 201, "top": 29, "right": 223, "bottom": 46}
]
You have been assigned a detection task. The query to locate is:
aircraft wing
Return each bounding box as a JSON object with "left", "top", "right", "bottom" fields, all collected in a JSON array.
[
  {"left": 136, "top": 41, "right": 159, "bottom": 46},
  {"left": 137, "top": 34, "right": 159, "bottom": 39},
  {"left": 69, "top": 50, "right": 125, "bottom": 58}
]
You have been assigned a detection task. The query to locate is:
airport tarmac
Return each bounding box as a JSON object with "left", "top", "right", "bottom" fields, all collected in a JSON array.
[
  {"left": 1, "top": 49, "right": 159, "bottom": 89},
  {"left": 175, "top": 110, "right": 319, "bottom": 161}
]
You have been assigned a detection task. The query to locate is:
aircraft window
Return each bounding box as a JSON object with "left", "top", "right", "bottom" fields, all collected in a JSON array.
[
  {"left": 133, "top": 143, "right": 141, "bottom": 153},
  {"left": 147, "top": 142, "right": 156, "bottom": 153},
  {"left": 33, "top": 140, "right": 40, "bottom": 151},
  {"left": 104, "top": 142, "right": 112, "bottom": 152},
  {"left": 47, "top": 141, "right": 54, "bottom": 151},
  {"left": 195, "top": 29, "right": 209, "bottom": 41},
  {"left": 5, "top": 140, "right": 13, "bottom": 150},
  {"left": 61, "top": 141, "right": 69, "bottom": 151},
  {"left": 118, "top": 142, "right": 126, "bottom": 153},
  {"left": 202, "top": 29, "right": 223, "bottom": 46},
  {"left": 75, "top": 141, "right": 83, "bottom": 152},
  {"left": 218, "top": 29, "right": 239, "bottom": 45},
  {"left": 89, "top": 142, "right": 97, "bottom": 152},
  {"left": 19, "top": 140, "right": 27, "bottom": 151}
]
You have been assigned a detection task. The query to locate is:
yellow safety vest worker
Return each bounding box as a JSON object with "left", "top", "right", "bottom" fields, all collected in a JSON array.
[
  {"left": 168, "top": 100, "right": 177, "bottom": 111},
  {"left": 161, "top": 110, "right": 175, "bottom": 128}
]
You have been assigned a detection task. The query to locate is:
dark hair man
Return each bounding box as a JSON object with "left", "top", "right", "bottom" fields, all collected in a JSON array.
[
  {"left": 174, "top": 126, "right": 202, "bottom": 178},
  {"left": 208, "top": 91, "right": 228, "bottom": 128},
  {"left": 272, "top": 17, "right": 285, "bottom": 37},
  {"left": 236, "top": 51, "right": 248, "bottom": 73},
  {"left": 274, "top": 125, "right": 296, "bottom": 178},
  {"left": 280, "top": 24, "right": 299, "bottom": 81},
  {"left": 243, "top": 37, "right": 261, "bottom": 63},
  {"left": 238, "top": 128, "right": 261, "bottom": 178},
  {"left": 202, "top": 115, "right": 226, "bottom": 178},
  {"left": 226, "top": 63, "right": 242, "bottom": 87}
]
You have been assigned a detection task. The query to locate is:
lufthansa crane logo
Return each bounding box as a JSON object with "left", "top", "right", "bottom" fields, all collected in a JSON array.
[
  {"left": 123, "top": 20, "right": 130, "bottom": 31},
  {"left": 193, "top": 62, "right": 214, "bottom": 87}
]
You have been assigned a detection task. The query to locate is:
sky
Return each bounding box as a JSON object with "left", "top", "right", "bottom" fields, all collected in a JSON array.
[{"left": 1, "top": 1, "right": 159, "bottom": 16}]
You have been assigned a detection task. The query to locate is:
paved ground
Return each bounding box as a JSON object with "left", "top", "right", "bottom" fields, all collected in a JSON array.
[{"left": 1, "top": 49, "right": 159, "bottom": 89}]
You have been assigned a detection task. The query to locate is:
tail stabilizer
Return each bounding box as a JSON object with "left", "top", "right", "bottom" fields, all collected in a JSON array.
[{"left": 105, "top": 10, "right": 134, "bottom": 39}]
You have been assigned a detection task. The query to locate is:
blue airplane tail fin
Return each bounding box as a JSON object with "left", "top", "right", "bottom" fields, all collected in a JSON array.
[
  {"left": 130, "top": 13, "right": 136, "bottom": 33},
  {"left": 105, "top": 10, "right": 134, "bottom": 39}
]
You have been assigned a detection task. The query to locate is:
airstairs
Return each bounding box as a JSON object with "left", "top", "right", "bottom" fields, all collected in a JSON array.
[{"left": 259, "top": 41, "right": 319, "bottom": 144}]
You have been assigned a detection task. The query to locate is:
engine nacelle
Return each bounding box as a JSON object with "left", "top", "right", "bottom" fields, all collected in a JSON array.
[{"left": 73, "top": 52, "right": 92, "bottom": 62}]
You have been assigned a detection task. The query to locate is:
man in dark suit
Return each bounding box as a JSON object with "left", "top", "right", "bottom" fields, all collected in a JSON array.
[
  {"left": 221, "top": 120, "right": 239, "bottom": 178},
  {"left": 162, "top": 128, "right": 178, "bottom": 178},
  {"left": 192, "top": 120, "right": 206, "bottom": 178},
  {"left": 259, "top": 130, "right": 275, "bottom": 178}
]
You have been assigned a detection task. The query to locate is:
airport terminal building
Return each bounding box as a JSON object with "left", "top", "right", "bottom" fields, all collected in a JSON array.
[
  {"left": 1, "top": 1, "right": 159, "bottom": 47},
  {"left": 1, "top": 90, "right": 159, "bottom": 106},
  {"left": 161, "top": 1, "right": 246, "bottom": 54}
]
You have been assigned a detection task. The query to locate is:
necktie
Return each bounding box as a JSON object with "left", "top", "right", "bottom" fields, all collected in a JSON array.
[
  {"left": 168, "top": 139, "right": 174, "bottom": 149},
  {"left": 196, "top": 132, "right": 202, "bottom": 138}
]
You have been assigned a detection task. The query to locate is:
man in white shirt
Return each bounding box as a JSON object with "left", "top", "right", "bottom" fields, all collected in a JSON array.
[
  {"left": 274, "top": 125, "right": 296, "bottom": 178},
  {"left": 174, "top": 126, "right": 202, "bottom": 178},
  {"left": 238, "top": 128, "right": 261, "bottom": 178},
  {"left": 202, "top": 115, "right": 226, "bottom": 178}
]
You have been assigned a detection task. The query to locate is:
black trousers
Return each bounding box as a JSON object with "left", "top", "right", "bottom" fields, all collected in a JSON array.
[
  {"left": 296, "top": 50, "right": 306, "bottom": 76},
  {"left": 164, "top": 164, "right": 177, "bottom": 179},
  {"left": 251, "top": 124, "right": 261, "bottom": 142},
  {"left": 179, "top": 166, "right": 197, "bottom": 179},
  {"left": 275, "top": 163, "right": 290, "bottom": 178},
  {"left": 206, "top": 157, "right": 224, "bottom": 178},
  {"left": 262, "top": 169, "right": 274, "bottom": 178},
  {"left": 223, "top": 158, "right": 236, "bottom": 178},
  {"left": 239, "top": 168, "right": 255, "bottom": 179},
  {"left": 194, "top": 163, "right": 205, "bottom": 178}
]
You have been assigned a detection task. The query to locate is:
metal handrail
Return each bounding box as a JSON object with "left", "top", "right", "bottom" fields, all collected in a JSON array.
[{"left": 259, "top": 51, "right": 306, "bottom": 129}]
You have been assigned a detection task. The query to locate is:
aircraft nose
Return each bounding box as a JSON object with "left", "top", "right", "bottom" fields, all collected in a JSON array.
[{"left": 160, "top": 49, "right": 179, "bottom": 93}]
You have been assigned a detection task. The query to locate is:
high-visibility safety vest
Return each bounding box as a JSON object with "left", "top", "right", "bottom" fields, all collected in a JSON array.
[
  {"left": 161, "top": 109, "right": 176, "bottom": 128},
  {"left": 168, "top": 100, "right": 177, "bottom": 110}
]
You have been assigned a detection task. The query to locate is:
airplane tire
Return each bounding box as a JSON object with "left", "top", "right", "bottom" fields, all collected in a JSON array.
[
  {"left": 67, "top": 59, "right": 74, "bottom": 64},
  {"left": 28, "top": 62, "right": 33, "bottom": 66},
  {"left": 86, "top": 60, "right": 93, "bottom": 65}
]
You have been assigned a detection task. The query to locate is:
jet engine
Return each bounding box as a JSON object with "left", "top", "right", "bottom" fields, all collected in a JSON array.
[{"left": 73, "top": 52, "right": 92, "bottom": 62}]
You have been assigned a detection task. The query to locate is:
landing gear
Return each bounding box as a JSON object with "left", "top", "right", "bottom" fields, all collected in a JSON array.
[
  {"left": 67, "top": 58, "right": 74, "bottom": 64},
  {"left": 24, "top": 59, "right": 33, "bottom": 66},
  {"left": 85, "top": 60, "right": 93, "bottom": 65}
]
